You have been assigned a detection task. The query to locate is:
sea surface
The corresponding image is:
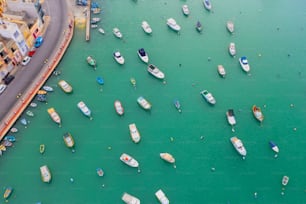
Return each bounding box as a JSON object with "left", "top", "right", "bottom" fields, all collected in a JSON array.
[{"left": 1, "top": 0, "right": 306, "bottom": 203}]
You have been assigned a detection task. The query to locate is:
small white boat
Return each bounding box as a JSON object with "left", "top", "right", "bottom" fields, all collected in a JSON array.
[
  {"left": 92, "top": 17, "right": 100, "bottom": 22},
  {"left": 40, "top": 165, "right": 51, "bottom": 183},
  {"left": 282, "top": 176, "right": 289, "bottom": 186},
  {"left": 229, "top": 42, "right": 236, "bottom": 56},
  {"left": 137, "top": 48, "right": 149, "bottom": 63},
  {"left": 269, "top": 141, "right": 279, "bottom": 153},
  {"left": 200, "top": 90, "right": 216, "bottom": 105},
  {"left": 91, "top": 24, "right": 98, "bottom": 29},
  {"left": 120, "top": 153, "right": 139, "bottom": 168},
  {"left": 77, "top": 101, "right": 92, "bottom": 119},
  {"left": 141, "top": 21, "right": 152, "bottom": 34},
  {"left": 30, "top": 102, "right": 37, "bottom": 108},
  {"left": 42, "top": 85, "right": 53, "bottom": 92},
  {"left": 114, "top": 100, "right": 124, "bottom": 116},
  {"left": 10, "top": 127, "right": 18, "bottom": 133},
  {"left": 160, "top": 153, "right": 175, "bottom": 163},
  {"left": 98, "top": 28, "right": 105, "bottom": 34},
  {"left": 155, "top": 189, "right": 170, "bottom": 204},
  {"left": 217, "top": 65, "right": 226, "bottom": 77},
  {"left": 203, "top": 0, "right": 212, "bottom": 11},
  {"left": 226, "top": 109, "right": 236, "bottom": 127},
  {"left": 167, "top": 18, "right": 181, "bottom": 32},
  {"left": 121, "top": 192, "right": 140, "bottom": 204},
  {"left": 129, "top": 123, "right": 141, "bottom": 143},
  {"left": 226, "top": 21, "right": 234, "bottom": 33},
  {"left": 137, "top": 96, "right": 152, "bottom": 110},
  {"left": 20, "top": 118, "right": 27, "bottom": 126},
  {"left": 239, "top": 56, "right": 250, "bottom": 73},
  {"left": 96, "top": 168, "right": 104, "bottom": 177},
  {"left": 113, "top": 27, "right": 123, "bottom": 38},
  {"left": 26, "top": 110, "right": 34, "bottom": 117},
  {"left": 230, "top": 136, "right": 247, "bottom": 157},
  {"left": 148, "top": 64, "right": 165, "bottom": 79},
  {"left": 58, "top": 80, "right": 73, "bottom": 93},
  {"left": 182, "top": 4, "right": 190, "bottom": 16},
  {"left": 113, "top": 51, "right": 125, "bottom": 65}
]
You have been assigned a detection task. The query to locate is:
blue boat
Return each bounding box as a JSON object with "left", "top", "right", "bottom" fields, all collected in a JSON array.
[
  {"left": 96, "top": 76, "right": 104, "bottom": 85},
  {"left": 173, "top": 99, "right": 182, "bottom": 112},
  {"left": 20, "top": 118, "right": 27, "bottom": 126},
  {"left": 269, "top": 141, "right": 279, "bottom": 153},
  {"left": 4, "top": 135, "right": 16, "bottom": 142}
]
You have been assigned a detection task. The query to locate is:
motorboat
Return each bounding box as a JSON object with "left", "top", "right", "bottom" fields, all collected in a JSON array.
[
  {"left": 47, "top": 108, "right": 61, "bottom": 126},
  {"left": 4, "top": 135, "right": 16, "bottom": 142},
  {"left": 239, "top": 56, "right": 250, "bottom": 73},
  {"left": 20, "top": 118, "right": 27, "bottom": 126},
  {"left": 113, "top": 27, "right": 123, "bottom": 38},
  {"left": 167, "top": 18, "right": 181, "bottom": 32},
  {"left": 91, "top": 24, "right": 98, "bottom": 29},
  {"left": 269, "top": 141, "right": 279, "bottom": 153},
  {"left": 137, "top": 48, "right": 149, "bottom": 63},
  {"left": 63, "top": 132, "right": 75, "bottom": 148},
  {"left": 26, "top": 110, "right": 34, "bottom": 117},
  {"left": 121, "top": 192, "right": 140, "bottom": 204},
  {"left": 229, "top": 43, "right": 236, "bottom": 56},
  {"left": 120, "top": 153, "right": 139, "bottom": 168},
  {"left": 3, "top": 187, "right": 13, "bottom": 200},
  {"left": 160, "top": 153, "right": 175, "bottom": 163},
  {"left": 203, "top": 0, "right": 212, "bottom": 11},
  {"left": 230, "top": 136, "right": 247, "bottom": 157},
  {"left": 129, "top": 123, "right": 141, "bottom": 143},
  {"left": 226, "top": 21, "right": 234, "bottom": 33},
  {"left": 92, "top": 17, "right": 100, "bottom": 23},
  {"left": 226, "top": 109, "right": 236, "bottom": 127},
  {"left": 40, "top": 144, "right": 45, "bottom": 154},
  {"left": 217, "top": 65, "right": 226, "bottom": 77},
  {"left": 42, "top": 85, "right": 53, "bottom": 92},
  {"left": 30, "top": 102, "right": 38, "bottom": 108},
  {"left": 87, "top": 56, "right": 97, "bottom": 67},
  {"left": 200, "top": 90, "right": 216, "bottom": 105},
  {"left": 141, "top": 21, "right": 152, "bottom": 34},
  {"left": 40, "top": 165, "right": 51, "bottom": 183},
  {"left": 182, "top": 4, "right": 190, "bottom": 16},
  {"left": 155, "top": 189, "right": 170, "bottom": 204},
  {"left": 147, "top": 64, "right": 165, "bottom": 79},
  {"left": 282, "top": 176, "right": 289, "bottom": 186},
  {"left": 10, "top": 127, "right": 18, "bottom": 133},
  {"left": 173, "top": 99, "right": 182, "bottom": 112},
  {"left": 96, "top": 168, "right": 104, "bottom": 177},
  {"left": 0, "top": 144, "right": 6, "bottom": 151},
  {"left": 130, "top": 77, "right": 136, "bottom": 88},
  {"left": 58, "top": 80, "right": 73, "bottom": 93},
  {"left": 252, "top": 105, "right": 264, "bottom": 123},
  {"left": 77, "top": 101, "right": 92, "bottom": 119},
  {"left": 2, "top": 140, "right": 13, "bottom": 147},
  {"left": 113, "top": 51, "right": 125, "bottom": 65},
  {"left": 137, "top": 96, "right": 152, "bottom": 110},
  {"left": 196, "top": 21, "right": 203, "bottom": 32},
  {"left": 114, "top": 100, "right": 124, "bottom": 116},
  {"left": 98, "top": 28, "right": 105, "bottom": 34},
  {"left": 96, "top": 76, "right": 104, "bottom": 85}
]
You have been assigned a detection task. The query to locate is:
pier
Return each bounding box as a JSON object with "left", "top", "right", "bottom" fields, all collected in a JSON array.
[{"left": 85, "top": 0, "right": 91, "bottom": 41}]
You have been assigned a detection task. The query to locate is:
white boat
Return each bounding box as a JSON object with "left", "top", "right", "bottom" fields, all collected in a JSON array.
[
  {"left": 113, "top": 27, "right": 123, "bottom": 38},
  {"left": 167, "top": 18, "right": 181, "bottom": 32},
  {"left": 200, "top": 90, "right": 216, "bottom": 105},
  {"left": 42, "top": 85, "right": 53, "bottom": 92},
  {"left": 239, "top": 56, "right": 250, "bottom": 73},
  {"left": 77, "top": 101, "right": 92, "bottom": 119},
  {"left": 217, "top": 65, "right": 226, "bottom": 77},
  {"left": 182, "top": 5, "right": 190, "bottom": 16},
  {"left": 30, "top": 102, "right": 37, "bottom": 108},
  {"left": 58, "top": 80, "right": 73, "bottom": 93},
  {"left": 203, "top": 0, "right": 212, "bottom": 11},
  {"left": 141, "top": 21, "right": 152, "bottom": 34},
  {"left": 91, "top": 24, "right": 98, "bottom": 29},
  {"left": 98, "top": 28, "right": 105, "bottom": 34},
  {"left": 137, "top": 48, "right": 149, "bottom": 63},
  {"left": 155, "top": 189, "right": 170, "bottom": 204},
  {"left": 226, "top": 109, "right": 236, "bottom": 127},
  {"left": 47, "top": 108, "right": 61, "bottom": 125},
  {"left": 121, "top": 192, "right": 140, "bottom": 204},
  {"left": 230, "top": 136, "right": 247, "bottom": 157},
  {"left": 92, "top": 17, "right": 100, "bottom": 22},
  {"left": 269, "top": 141, "right": 279, "bottom": 153},
  {"left": 147, "top": 64, "right": 165, "bottom": 79},
  {"left": 229, "top": 43, "right": 236, "bottom": 56},
  {"left": 120, "top": 153, "right": 139, "bottom": 168},
  {"left": 129, "top": 123, "right": 141, "bottom": 143},
  {"left": 10, "top": 127, "right": 18, "bottom": 133},
  {"left": 227, "top": 21, "right": 234, "bottom": 33},
  {"left": 40, "top": 165, "right": 51, "bottom": 183},
  {"left": 114, "top": 100, "right": 124, "bottom": 115},
  {"left": 113, "top": 51, "right": 125, "bottom": 65},
  {"left": 137, "top": 96, "right": 152, "bottom": 110},
  {"left": 282, "top": 176, "right": 289, "bottom": 186},
  {"left": 160, "top": 153, "right": 175, "bottom": 163}
]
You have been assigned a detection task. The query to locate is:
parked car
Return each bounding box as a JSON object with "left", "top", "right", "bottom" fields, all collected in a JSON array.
[
  {"left": 4, "top": 75, "right": 15, "bottom": 85},
  {"left": 0, "top": 84, "right": 7, "bottom": 95},
  {"left": 21, "top": 56, "right": 31, "bottom": 66},
  {"left": 35, "top": 36, "right": 43, "bottom": 48}
]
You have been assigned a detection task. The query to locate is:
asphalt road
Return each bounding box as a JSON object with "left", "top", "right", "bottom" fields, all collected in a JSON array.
[{"left": 0, "top": 0, "right": 69, "bottom": 122}]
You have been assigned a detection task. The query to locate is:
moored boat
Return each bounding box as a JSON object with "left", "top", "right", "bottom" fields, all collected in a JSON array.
[
  {"left": 203, "top": 0, "right": 212, "bottom": 11},
  {"left": 4, "top": 135, "right": 16, "bottom": 142},
  {"left": 114, "top": 100, "right": 124, "bottom": 116},
  {"left": 148, "top": 64, "right": 165, "bottom": 79},
  {"left": 230, "top": 136, "right": 247, "bottom": 157},
  {"left": 229, "top": 42, "right": 236, "bottom": 56},
  {"left": 129, "top": 123, "right": 141, "bottom": 143},
  {"left": 98, "top": 28, "right": 105, "bottom": 34},
  {"left": 20, "top": 118, "right": 27, "bottom": 126},
  {"left": 120, "top": 153, "right": 139, "bottom": 168},
  {"left": 26, "top": 110, "right": 34, "bottom": 117},
  {"left": 96, "top": 167, "right": 104, "bottom": 177},
  {"left": 137, "top": 48, "right": 149, "bottom": 63},
  {"left": 200, "top": 90, "right": 216, "bottom": 105},
  {"left": 239, "top": 56, "right": 250, "bottom": 73},
  {"left": 42, "top": 85, "right": 54, "bottom": 92},
  {"left": 10, "top": 127, "right": 18, "bottom": 133},
  {"left": 160, "top": 152, "right": 175, "bottom": 163},
  {"left": 121, "top": 192, "right": 140, "bottom": 204},
  {"left": 182, "top": 4, "right": 190, "bottom": 16},
  {"left": 252, "top": 105, "right": 264, "bottom": 123},
  {"left": 3, "top": 187, "right": 13, "bottom": 200},
  {"left": 196, "top": 21, "right": 203, "bottom": 32},
  {"left": 47, "top": 108, "right": 61, "bottom": 126},
  {"left": 130, "top": 77, "right": 136, "bottom": 88},
  {"left": 58, "top": 80, "right": 73, "bottom": 93},
  {"left": 0, "top": 144, "right": 6, "bottom": 151},
  {"left": 113, "top": 27, "right": 123, "bottom": 38},
  {"left": 2, "top": 140, "right": 13, "bottom": 147},
  {"left": 40, "top": 165, "right": 51, "bottom": 183},
  {"left": 173, "top": 99, "right": 182, "bottom": 112},
  {"left": 77, "top": 101, "right": 92, "bottom": 119},
  {"left": 282, "top": 175, "right": 289, "bottom": 186},
  {"left": 269, "top": 141, "right": 279, "bottom": 153},
  {"left": 87, "top": 56, "right": 97, "bottom": 67},
  {"left": 91, "top": 24, "right": 98, "bottom": 29},
  {"left": 167, "top": 18, "right": 181, "bottom": 32},
  {"left": 30, "top": 102, "right": 37, "bottom": 108},
  {"left": 226, "top": 109, "right": 236, "bottom": 128},
  {"left": 113, "top": 51, "right": 125, "bottom": 65},
  {"left": 155, "top": 189, "right": 170, "bottom": 204},
  {"left": 226, "top": 21, "right": 234, "bottom": 33},
  {"left": 217, "top": 65, "right": 226, "bottom": 77},
  {"left": 141, "top": 21, "right": 152, "bottom": 34},
  {"left": 137, "top": 96, "right": 152, "bottom": 110},
  {"left": 40, "top": 144, "right": 45, "bottom": 154},
  {"left": 96, "top": 76, "right": 104, "bottom": 85},
  {"left": 63, "top": 132, "right": 75, "bottom": 148}
]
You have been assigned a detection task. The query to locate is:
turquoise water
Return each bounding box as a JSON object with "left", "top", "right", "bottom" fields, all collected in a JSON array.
[{"left": 2, "top": 0, "right": 306, "bottom": 203}]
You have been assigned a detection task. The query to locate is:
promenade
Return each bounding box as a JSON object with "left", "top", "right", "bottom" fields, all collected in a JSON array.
[{"left": 0, "top": 2, "right": 75, "bottom": 140}]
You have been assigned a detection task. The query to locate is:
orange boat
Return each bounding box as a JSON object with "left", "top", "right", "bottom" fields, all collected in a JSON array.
[{"left": 252, "top": 105, "right": 264, "bottom": 122}]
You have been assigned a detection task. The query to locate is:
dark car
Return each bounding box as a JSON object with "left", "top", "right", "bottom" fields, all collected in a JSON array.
[
  {"left": 34, "top": 36, "right": 44, "bottom": 48},
  {"left": 4, "top": 75, "right": 15, "bottom": 85}
]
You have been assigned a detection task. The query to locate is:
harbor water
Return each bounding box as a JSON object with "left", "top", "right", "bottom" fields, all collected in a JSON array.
[{"left": 1, "top": 0, "right": 306, "bottom": 203}]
